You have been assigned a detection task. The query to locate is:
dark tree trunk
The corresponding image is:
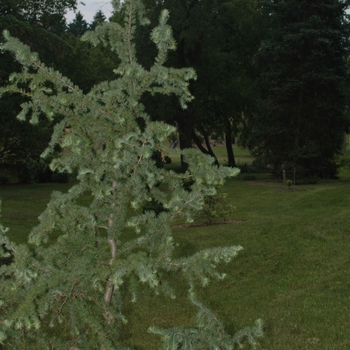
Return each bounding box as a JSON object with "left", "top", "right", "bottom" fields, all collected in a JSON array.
[
  {"left": 177, "top": 109, "right": 194, "bottom": 172},
  {"left": 192, "top": 129, "right": 219, "bottom": 165},
  {"left": 192, "top": 131, "right": 210, "bottom": 155},
  {"left": 225, "top": 120, "right": 236, "bottom": 167},
  {"left": 201, "top": 128, "right": 219, "bottom": 165}
]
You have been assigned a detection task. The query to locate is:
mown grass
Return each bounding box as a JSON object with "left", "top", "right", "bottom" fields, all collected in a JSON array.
[{"left": 2, "top": 148, "right": 350, "bottom": 349}]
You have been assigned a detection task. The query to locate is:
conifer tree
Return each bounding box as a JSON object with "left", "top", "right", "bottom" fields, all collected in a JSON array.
[
  {"left": 246, "top": 0, "right": 350, "bottom": 179},
  {"left": 67, "top": 11, "right": 89, "bottom": 37},
  {"left": 0, "top": 0, "right": 262, "bottom": 348}
]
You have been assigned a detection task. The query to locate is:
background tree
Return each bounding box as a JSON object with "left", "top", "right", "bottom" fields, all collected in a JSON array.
[
  {"left": 191, "top": 0, "right": 262, "bottom": 167},
  {"left": 0, "top": 0, "right": 76, "bottom": 31},
  {"left": 139, "top": 0, "right": 216, "bottom": 171},
  {"left": 0, "top": 15, "right": 72, "bottom": 170},
  {"left": 136, "top": 0, "right": 262, "bottom": 170},
  {"left": 0, "top": 0, "right": 77, "bottom": 22},
  {"left": 89, "top": 9, "right": 107, "bottom": 30},
  {"left": 0, "top": 0, "right": 262, "bottom": 348},
  {"left": 0, "top": 2, "right": 117, "bottom": 175},
  {"left": 244, "top": 0, "right": 350, "bottom": 179},
  {"left": 67, "top": 11, "right": 89, "bottom": 37}
]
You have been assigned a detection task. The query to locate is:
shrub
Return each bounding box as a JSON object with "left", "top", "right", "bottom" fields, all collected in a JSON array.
[
  {"left": 20, "top": 158, "right": 53, "bottom": 183},
  {"left": 195, "top": 191, "right": 236, "bottom": 224},
  {"left": 0, "top": 175, "right": 9, "bottom": 185},
  {"left": 17, "top": 165, "right": 32, "bottom": 183},
  {"left": 51, "top": 170, "right": 69, "bottom": 183}
]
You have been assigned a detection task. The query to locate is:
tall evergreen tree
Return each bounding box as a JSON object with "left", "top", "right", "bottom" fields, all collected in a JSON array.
[
  {"left": 89, "top": 9, "right": 107, "bottom": 30},
  {"left": 0, "top": 2, "right": 115, "bottom": 167},
  {"left": 67, "top": 11, "right": 89, "bottom": 37},
  {"left": 245, "top": 0, "right": 350, "bottom": 179},
  {"left": 0, "top": 0, "right": 262, "bottom": 348}
]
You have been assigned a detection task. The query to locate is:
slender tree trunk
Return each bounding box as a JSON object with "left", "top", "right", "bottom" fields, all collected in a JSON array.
[
  {"left": 293, "top": 48, "right": 305, "bottom": 175},
  {"left": 201, "top": 128, "right": 219, "bottom": 165},
  {"left": 193, "top": 131, "right": 210, "bottom": 155},
  {"left": 225, "top": 119, "right": 236, "bottom": 167},
  {"left": 192, "top": 130, "right": 219, "bottom": 165},
  {"left": 177, "top": 108, "right": 194, "bottom": 172}
]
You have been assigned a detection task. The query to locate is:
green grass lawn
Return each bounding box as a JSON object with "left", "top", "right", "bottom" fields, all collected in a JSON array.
[{"left": 2, "top": 160, "right": 350, "bottom": 348}]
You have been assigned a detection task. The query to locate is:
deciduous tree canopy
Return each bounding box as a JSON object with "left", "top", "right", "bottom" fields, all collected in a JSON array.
[
  {"left": 136, "top": 0, "right": 262, "bottom": 170},
  {"left": 0, "top": 1, "right": 262, "bottom": 348}
]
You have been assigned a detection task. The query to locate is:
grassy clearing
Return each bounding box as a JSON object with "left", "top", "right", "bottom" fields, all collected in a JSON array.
[
  {"left": 121, "top": 178, "right": 350, "bottom": 349},
  {"left": 2, "top": 152, "right": 350, "bottom": 348}
]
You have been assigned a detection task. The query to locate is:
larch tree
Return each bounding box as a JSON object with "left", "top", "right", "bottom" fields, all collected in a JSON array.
[
  {"left": 0, "top": 0, "right": 262, "bottom": 348},
  {"left": 67, "top": 11, "right": 89, "bottom": 37},
  {"left": 245, "top": 0, "right": 350, "bottom": 179}
]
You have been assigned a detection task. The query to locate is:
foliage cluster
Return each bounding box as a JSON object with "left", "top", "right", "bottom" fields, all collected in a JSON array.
[
  {"left": 0, "top": 0, "right": 118, "bottom": 171},
  {"left": 194, "top": 191, "right": 236, "bottom": 225}
]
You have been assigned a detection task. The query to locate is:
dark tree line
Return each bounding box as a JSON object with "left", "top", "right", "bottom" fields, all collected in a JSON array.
[
  {"left": 1, "top": 0, "right": 350, "bottom": 179},
  {"left": 121, "top": 0, "right": 350, "bottom": 178},
  {"left": 242, "top": 0, "right": 350, "bottom": 179},
  {"left": 0, "top": 1, "right": 117, "bottom": 175}
]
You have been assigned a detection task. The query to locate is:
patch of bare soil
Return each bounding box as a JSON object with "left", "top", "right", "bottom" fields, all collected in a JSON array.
[{"left": 173, "top": 220, "right": 246, "bottom": 229}]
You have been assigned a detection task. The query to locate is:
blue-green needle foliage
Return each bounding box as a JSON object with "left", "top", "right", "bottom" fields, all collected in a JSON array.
[{"left": 0, "top": 1, "right": 261, "bottom": 348}]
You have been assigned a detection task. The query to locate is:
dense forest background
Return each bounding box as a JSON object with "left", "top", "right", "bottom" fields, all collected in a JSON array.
[{"left": 1, "top": 0, "right": 350, "bottom": 180}]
